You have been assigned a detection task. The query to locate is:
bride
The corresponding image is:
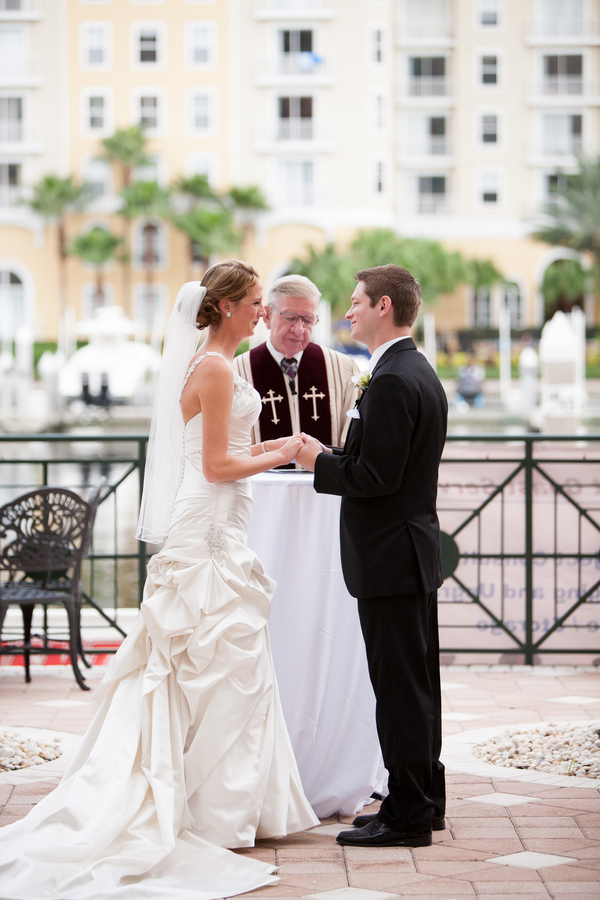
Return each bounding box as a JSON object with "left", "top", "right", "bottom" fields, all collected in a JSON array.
[{"left": 0, "top": 260, "right": 319, "bottom": 900}]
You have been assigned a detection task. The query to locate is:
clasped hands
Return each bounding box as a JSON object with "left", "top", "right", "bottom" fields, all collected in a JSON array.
[{"left": 295, "top": 433, "right": 331, "bottom": 472}]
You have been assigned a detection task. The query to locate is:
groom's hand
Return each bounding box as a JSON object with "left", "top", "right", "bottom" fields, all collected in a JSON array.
[{"left": 296, "top": 436, "right": 323, "bottom": 472}]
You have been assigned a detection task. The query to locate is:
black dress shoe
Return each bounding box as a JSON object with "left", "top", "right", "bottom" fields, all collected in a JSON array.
[
  {"left": 352, "top": 813, "right": 445, "bottom": 831},
  {"left": 337, "top": 816, "right": 432, "bottom": 848}
]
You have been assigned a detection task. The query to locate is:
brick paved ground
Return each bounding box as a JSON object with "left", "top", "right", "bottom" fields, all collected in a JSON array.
[{"left": 0, "top": 664, "right": 598, "bottom": 899}]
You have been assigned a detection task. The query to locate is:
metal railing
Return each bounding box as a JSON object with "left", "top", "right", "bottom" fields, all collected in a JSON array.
[
  {"left": 1, "top": 433, "right": 599, "bottom": 664},
  {"left": 407, "top": 76, "right": 451, "bottom": 97}
]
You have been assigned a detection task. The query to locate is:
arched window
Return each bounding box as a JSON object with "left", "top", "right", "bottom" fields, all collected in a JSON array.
[
  {"left": 0, "top": 270, "right": 24, "bottom": 348},
  {"left": 471, "top": 286, "right": 492, "bottom": 327},
  {"left": 140, "top": 223, "right": 161, "bottom": 266},
  {"left": 502, "top": 282, "right": 522, "bottom": 326}
]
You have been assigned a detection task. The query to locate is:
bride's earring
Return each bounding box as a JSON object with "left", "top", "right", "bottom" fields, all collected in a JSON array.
[{"left": 226, "top": 311, "right": 231, "bottom": 318}]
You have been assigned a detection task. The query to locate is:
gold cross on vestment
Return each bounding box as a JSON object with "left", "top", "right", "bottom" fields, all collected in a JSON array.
[
  {"left": 303, "top": 385, "right": 326, "bottom": 421},
  {"left": 262, "top": 389, "right": 284, "bottom": 424}
]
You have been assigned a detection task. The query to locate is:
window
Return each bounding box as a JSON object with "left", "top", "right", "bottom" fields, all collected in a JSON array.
[
  {"left": 545, "top": 172, "right": 568, "bottom": 206},
  {"left": 482, "top": 114, "right": 498, "bottom": 143},
  {"left": 543, "top": 55, "right": 583, "bottom": 95},
  {"left": 0, "top": 162, "right": 21, "bottom": 207},
  {"left": 134, "top": 221, "right": 166, "bottom": 268},
  {"left": 404, "top": 0, "right": 452, "bottom": 39},
  {"left": 418, "top": 175, "right": 446, "bottom": 213},
  {"left": 133, "top": 155, "right": 162, "bottom": 183},
  {"left": 80, "top": 22, "right": 111, "bottom": 69},
  {"left": 187, "top": 89, "right": 216, "bottom": 134},
  {"left": 373, "top": 93, "right": 385, "bottom": 130},
  {"left": 278, "top": 29, "right": 317, "bottom": 75},
  {"left": 0, "top": 97, "right": 22, "bottom": 142},
  {"left": 185, "top": 152, "right": 218, "bottom": 185},
  {"left": 278, "top": 96, "right": 313, "bottom": 140},
  {"left": 472, "top": 287, "right": 491, "bottom": 326},
  {"left": 503, "top": 284, "right": 522, "bottom": 326},
  {"left": 185, "top": 22, "right": 216, "bottom": 68},
  {"left": 542, "top": 113, "right": 582, "bottom": 155},
  {"left": 374, "top": 160, "right": 385, "bottom": 195},
  {"left": 409, "top": 57, "right": 447, "bottom": 96},
  {"left": 538, "top": 0, "right": 584, "bottom": 37},
  {"left": 133, "top": 283, "right": 167, "bottom": 335},
  {"left": 82, "top": 156, "right": 112, "bottom": 198},
  {"left": 0, "top": 270, "right": 25, "bottom": 340},
  {"left": 141, "top": 95, "right": 157, "bottom": 127},
  {"left": 481, "top": 55, "right": 497, "bottom": 84},
  {"left": 81, "top": 89, "right": 112, "bottom": 135},
  {"left": 478, "top": 0, "right": 499, "bottom": 26},
  {"left": 82, "top": 281, "right": 115, "bottom": 319},
  {"left": 480, "top": 172, "right": 498, "bottom": 203},
  {"left": 0, "top": 26, "right": 26, "bottom": 79},
  {"left": 131, "top": 22, "right": 164, "bottom": 68},
  {"left": 277, "top": 159, "right": 314, "bottom": 206},
  {"left": 372, "top": 28, "right": 384, "bottom": 64},
  {"left": 430, "top": 117, "right": 446, "bottom": 154}
]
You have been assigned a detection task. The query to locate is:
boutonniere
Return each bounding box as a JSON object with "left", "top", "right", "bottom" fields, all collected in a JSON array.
[{"left": 351, "top": 370, "right": 371, "bottom": 403}]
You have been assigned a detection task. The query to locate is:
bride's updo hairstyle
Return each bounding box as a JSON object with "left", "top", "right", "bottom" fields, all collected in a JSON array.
[{"left": 196, "top": 259, "right": 260, "bottom": 330}]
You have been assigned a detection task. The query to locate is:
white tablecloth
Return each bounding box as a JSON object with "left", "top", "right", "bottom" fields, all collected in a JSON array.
[{"left": 247, "top": 471, "right": 386, "bottom": 818}]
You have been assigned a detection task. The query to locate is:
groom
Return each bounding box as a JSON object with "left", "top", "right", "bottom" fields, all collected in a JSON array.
[{"left": 297, "top": 264, "right": 448, "bottom": 848}]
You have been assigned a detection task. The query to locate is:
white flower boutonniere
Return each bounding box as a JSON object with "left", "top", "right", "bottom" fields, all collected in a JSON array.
[{"left": 351, "top": 370, "right": 371, "bottom": 402}]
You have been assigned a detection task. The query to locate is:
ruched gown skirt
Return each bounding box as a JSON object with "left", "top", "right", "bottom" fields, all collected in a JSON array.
[{"left": 0, "top": 424, "right": 318, "bottom": 899}]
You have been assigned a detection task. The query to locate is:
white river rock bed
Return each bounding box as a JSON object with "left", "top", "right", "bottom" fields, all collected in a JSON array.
[
  {"left": 474, "top": 722, "right": 600, "bottom": 779},
  {"left": 0, "top": 728, "right": 63, "bottom": 771}
]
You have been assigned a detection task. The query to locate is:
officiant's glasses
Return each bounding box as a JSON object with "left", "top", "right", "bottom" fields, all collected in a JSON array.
[{"left": 269, "top": 307, "right": 319, "bottom": 330}]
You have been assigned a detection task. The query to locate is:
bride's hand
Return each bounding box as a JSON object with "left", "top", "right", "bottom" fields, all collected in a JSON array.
[{"left": 275, "top": 433, "right": 306, "bottom": 466}]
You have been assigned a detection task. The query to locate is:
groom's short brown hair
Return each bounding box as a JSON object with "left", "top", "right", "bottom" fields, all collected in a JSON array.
[{"left": 355, "top": 264, "right": 422, "bottom": 328}]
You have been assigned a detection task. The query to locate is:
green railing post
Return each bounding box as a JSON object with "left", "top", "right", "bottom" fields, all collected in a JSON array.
[
  {"left": 524, "top": 437, "right": 534, "bottom": 665},
  {"left": 137, "top": 437, "right": 147, "bottom": 608}
]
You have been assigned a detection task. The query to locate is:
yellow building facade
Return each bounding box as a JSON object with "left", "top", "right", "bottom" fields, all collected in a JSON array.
[{"left": 0, "top": 0, "right": 598, "bottom": 342}]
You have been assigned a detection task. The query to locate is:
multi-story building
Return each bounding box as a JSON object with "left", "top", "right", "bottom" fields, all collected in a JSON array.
[{"left": 0, "top": 0, "right": 598, "bottom": 343}]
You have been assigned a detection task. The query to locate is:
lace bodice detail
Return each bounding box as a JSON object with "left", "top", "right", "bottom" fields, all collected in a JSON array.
[
  {"left": 181, "top": 351, "right": 256, "bottom": 398},
  {"left": 181, "top": 352, "right": 261, "bottom": 430}
]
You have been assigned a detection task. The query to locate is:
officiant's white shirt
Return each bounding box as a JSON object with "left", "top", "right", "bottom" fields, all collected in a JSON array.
[{"left": 368, "top": 335, "right": 412, "bottom": 374}]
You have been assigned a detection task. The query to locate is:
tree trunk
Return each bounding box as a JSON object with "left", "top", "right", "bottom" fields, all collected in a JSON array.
[
  {"left": 121, "top": 163, "right": 132, "bottom": 316},
  {"left": 95, "top": 268, "right": 105, "bottom": 313},
  {"left": 57, "top": 217, "right": 68, "bottom": 321}
]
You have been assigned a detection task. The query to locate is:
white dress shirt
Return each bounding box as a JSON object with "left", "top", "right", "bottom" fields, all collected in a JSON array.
[
  {"left": 368, "top": 335, "right": 412, "bottom": 374},
  {"left": 266, "top": 338, "right": 304, "bottom": 367}
]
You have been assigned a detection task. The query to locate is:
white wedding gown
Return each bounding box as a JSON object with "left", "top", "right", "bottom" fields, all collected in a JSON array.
[{"left": 0, "top": 354, "right": 319, "bottom": 900}]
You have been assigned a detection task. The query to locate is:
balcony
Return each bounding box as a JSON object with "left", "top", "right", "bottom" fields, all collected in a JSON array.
[
  {"left": 417, "top": 194, "right": 451, "bottom": 214},
  {"left": 254, "top": 118, "right": 334, "bottom": 153},
  {"left": 254, "top": 53, "right": 334, "bottom": 86},
  {"left": 529, "top": 77, "right": 599, "bottom": 107},
  {"left": 408, "top": 76, "right": 450, "bottom": 97},
  {"left": 0, "top": 184, "right": 23, "bottom": 208},
  {"left": 397, "top": 18, "right": 454, "bottom": 46},
  {"left": 0, "top": 55, "right": 43, "bottom": 87},
  {"left": 253, "top": 0, "right": 335, "bottom": 20},
  {"left": 0, "top": 0, "right": 42, "bottom": 20},
  {"left": 526, "top": 18, "right": 600, "bottom": 45},
  {"left": 542, "top": 135, "right": 583, "bottom": 156},
  {"left": 0, "top": 123, "right": 43, "bottom": 152}
]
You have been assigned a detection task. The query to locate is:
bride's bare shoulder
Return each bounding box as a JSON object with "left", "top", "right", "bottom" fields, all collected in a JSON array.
[{"left": 185, "top": 352, "right": 233, "bottom": 390}]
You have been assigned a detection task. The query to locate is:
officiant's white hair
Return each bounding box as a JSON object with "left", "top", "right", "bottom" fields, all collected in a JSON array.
[{"left": 268, "top": 274, "right": 321, "bottom": 307}]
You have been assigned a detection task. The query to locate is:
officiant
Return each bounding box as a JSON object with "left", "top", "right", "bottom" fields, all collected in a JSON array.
[{"left": 234, "top": 275, "right": 360, "bottom": 450}]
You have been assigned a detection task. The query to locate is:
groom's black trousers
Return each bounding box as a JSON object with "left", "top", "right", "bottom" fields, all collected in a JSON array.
[{"left": 357, "top": 591, "right": 445, "bottom": 833}]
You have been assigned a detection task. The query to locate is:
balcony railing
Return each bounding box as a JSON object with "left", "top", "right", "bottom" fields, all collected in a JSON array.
[
  {"left": 417, "top": 194, "right": 451, "bottom": 214},
  {"left": 541, "top": 135, "right": 583, "bottom": 156},
  {"left": 528, "top": 17, "right": 600, "bottom": 39},
  {"left": 3, "top": 433, "right": 599, "bottom": 663},
  {"left": 254, "top": 0, "right": 332, "bottom": 11},
  {"left": 0, "top": 185, "right": 23, "bottom": 207},
  {"left": 540, "top": 75, "right": 585, "bottom": 96},
  {"left": 407, "top": 76, "right": 450, "bottom": 97},
  {"left": 399, "top": 18, "right": 454, "bottom": 40},
  {"left": 0, "top": 122, "right": 42, "bottom": 144},
  {"left": 406, "top": 135, "right": 451, "bottom": 156},
  {"left": 277, "top": 118, "right": 313, "bottom": 140},
  {"left": 0, "top": 54, "right": 43, "bottom": 84}
]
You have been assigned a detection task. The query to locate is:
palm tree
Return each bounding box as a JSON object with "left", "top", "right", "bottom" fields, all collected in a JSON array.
[
  {"left": 69, "top": 226, "right": 124, "bottom": 313},
  {"left": 533, "top": 156, "right": 600, "bottom": 291},
  {"left": 225, "top": 185, "right": 270, "bottom": 252},
  {"left": 118, "top": 180, "right": 172, "bottom": 319},
  {"left": 101, "top": 126, "right": 151, "bottom": 311},
  {"left": 24, "top": 175, "right": 92, "bottom": 321},
  {"left": 171, "top": 205, "right": 239, "bottom": 276}
]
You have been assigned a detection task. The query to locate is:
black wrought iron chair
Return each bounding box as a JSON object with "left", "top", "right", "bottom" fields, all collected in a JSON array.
[{"left": 0, "top": 480, "right": 107, "bottom": 690}]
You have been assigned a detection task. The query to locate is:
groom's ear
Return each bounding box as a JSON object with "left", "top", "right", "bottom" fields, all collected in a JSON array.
[{"left": 378, "top": 295, "right": 393, "bottom": 317}]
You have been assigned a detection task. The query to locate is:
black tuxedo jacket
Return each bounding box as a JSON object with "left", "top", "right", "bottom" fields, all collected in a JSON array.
[{"left": 314, "top": 338, "right": 448, "bottom": 599}]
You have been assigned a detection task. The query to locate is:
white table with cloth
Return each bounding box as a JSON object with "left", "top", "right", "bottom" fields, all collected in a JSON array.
[{"left": 247, "top": 470, "right": 387, "bottom": 819}]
